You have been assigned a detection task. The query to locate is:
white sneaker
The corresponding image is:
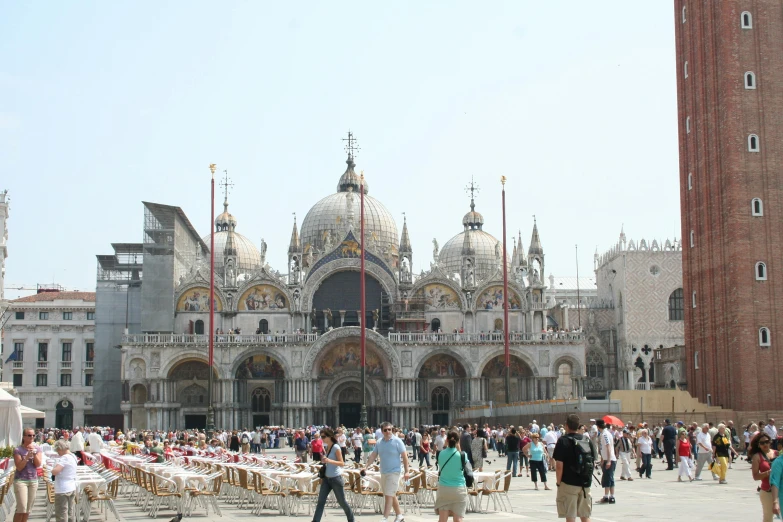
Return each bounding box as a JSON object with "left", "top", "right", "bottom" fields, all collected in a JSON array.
[
  {"left": 394, "top": 515, "right": 405, "bottom": 522},
  {"left": 379, "top": 518, "right": 388, "bottom": 522}
]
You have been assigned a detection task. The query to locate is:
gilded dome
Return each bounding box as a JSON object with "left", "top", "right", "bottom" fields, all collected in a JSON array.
[{"left": 300, "top": 156, "right": 398, "bottom": 255}]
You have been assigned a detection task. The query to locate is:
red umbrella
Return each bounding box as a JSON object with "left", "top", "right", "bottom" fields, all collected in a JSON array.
[{"left": 602, "top": 415, "right": 624, "bottom": 427}]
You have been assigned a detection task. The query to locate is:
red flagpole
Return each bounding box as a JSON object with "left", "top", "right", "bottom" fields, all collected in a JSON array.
[
  {"left": 207, "top": 164, "right": 216, "bottom": 434},
  {"left": 502, "top": 177, "right": 510, "bottom": 404},
  {"left": 360, "top": 173, "right": 368, "bottom": 427}
]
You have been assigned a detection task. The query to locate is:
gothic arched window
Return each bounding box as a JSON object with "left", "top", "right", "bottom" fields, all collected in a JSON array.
[
  {"left": 251, "top": 387, "right": 271, "bottom": 412},
  {"left": 431, "top": 386, "right": 450, "bottom": 411},
  {"left": 668, "top": 288, "right": 684, "bottom": 321},
  {"left": 586, "top": 351, "right": 604, "bottom": 379}
]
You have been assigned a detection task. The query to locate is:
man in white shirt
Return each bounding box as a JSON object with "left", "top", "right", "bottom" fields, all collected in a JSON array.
[
  {"left": 69, "top": 428, "right": 85, "bottom": 465},
  {"left": 764, "top": 419, "right": 778, "bottom": 450},
  {"left": 615, "top": 429, "right": 635, "bottom": 481},
  {"left": 351, "top": 428, "right": 364, "bottom": 463},
  {"left": 530, "top": 420, "right": 540, "bottom": 434},
  {"left": 543, "top": 428, "right": 559, "bottom": 471},
  {"left": 86, "top": 428, "right": 104, "bottom": 455},
  {"left": 694, "top": 424, "right": 716, "bottom": 480},
  {"left": 251, "top": 430, "right": 261, "bottom": 454},
  {"left": 434, "top": 428, "right": 446, "bottom": 468},
  {"left": 596, "top": 419, "right": 617, "bottom": 504}
]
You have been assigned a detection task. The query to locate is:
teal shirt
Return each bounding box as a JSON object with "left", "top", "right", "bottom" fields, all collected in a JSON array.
[
  {"left": 437, "top": 447, "right": 466, "bottom": 487},
  {"left": 529, "top": 441, "right": 545, "bottom": 461},
  {"left": 769, "top": 454, "right": 783, "bottom": 506}
]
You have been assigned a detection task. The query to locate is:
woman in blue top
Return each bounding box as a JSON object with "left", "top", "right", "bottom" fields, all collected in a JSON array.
[
  {"left": 312, "top": 428, "right": 355, "bottom": 522},
  {"left": 435, "top": 430, "right": 471, "bottom": 522},
  {"left": 523, "top": 433, "right": 551, "bottom": 490}
]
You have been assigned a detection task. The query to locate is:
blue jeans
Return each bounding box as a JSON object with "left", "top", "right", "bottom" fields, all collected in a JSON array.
[
  {"left": 312, "top": 476, "right": 354, "bottom": 522},
  {"left": 640, "top": 453, "right": 652, "bottom": 478},
  {"left": 601, "top": 460, "right": 616, "bottom": 488},
  {"left": 506, "top": 451, "right": 520, "bottom": 476}
]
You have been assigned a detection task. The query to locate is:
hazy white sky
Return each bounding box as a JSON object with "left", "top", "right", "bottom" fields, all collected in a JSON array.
[{"left": 0, "top": 2, "right": 680, "bottom": 299}]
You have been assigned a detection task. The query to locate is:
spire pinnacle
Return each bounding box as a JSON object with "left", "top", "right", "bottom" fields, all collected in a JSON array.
[
  {"left": 399, "top": 213, "right": 411, "bottom": 252},
  {"left": 529, "top": 218, "right": 543, "bottom": 256},
  {"left": 288, "top": 213, "right": 300, "bottom": 253}
]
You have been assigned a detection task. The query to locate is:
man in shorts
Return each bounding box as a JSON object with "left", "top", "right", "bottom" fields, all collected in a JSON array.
[
  {"left": 364, "top": 421, "right": 410, "bottom": 522},
  {"left": 554, "top": 414, "right": 592, "bottom": 522}
]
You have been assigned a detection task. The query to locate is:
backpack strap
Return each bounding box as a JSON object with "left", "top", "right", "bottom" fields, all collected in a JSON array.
[{"left": 438, "top": 450, "right": 458, "bottom": 478}]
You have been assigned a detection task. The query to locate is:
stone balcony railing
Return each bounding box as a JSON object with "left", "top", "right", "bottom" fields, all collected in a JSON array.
[
  {"left": 387, "top": 332, "right": 584, "bottom": 344},
  {"left": 122, "top": 333, "right": 320, "bottom": 346},
  {"left": 84, "top": 361, "right": 94, "bottom": 369},
  {"left": 59, "top": 361, "right": 72, "bottom": 370},
  {"left": 36, "top": 361, "right": 48, "bottom": 371},
  {"left": 12, "top": 362, "right": 23, "bottom": 370}
]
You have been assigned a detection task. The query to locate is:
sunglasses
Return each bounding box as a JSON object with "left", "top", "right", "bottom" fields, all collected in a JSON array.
[
  {"left": 761, "top": 440, "right": 771, "bottom": 445},
  {"left": 383, "top": 428, "right": 392, "bottom": 432}
]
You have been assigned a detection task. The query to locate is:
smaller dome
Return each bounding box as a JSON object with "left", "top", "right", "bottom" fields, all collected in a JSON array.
[
  {"left": 462, "top": 211, "right": 484, "bottom": 228},
  {"left": 215, "top": 200, "right": 237, "bottom": 231},
  {"left": 337, "top": 156, "right": 369, "bottom": 195}
]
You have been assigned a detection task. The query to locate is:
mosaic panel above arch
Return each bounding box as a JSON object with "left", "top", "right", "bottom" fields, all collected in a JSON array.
[
  {"left": 481, "top": 354, "right": 533, "bottom": 378},
  {"left": 236, "top": 354, "right": 286, "bottom": 379},
  {"left": 168, "top": 360, "right": 216, "bottom": 380},
  {"left": 476, "top": 286, "right": 521, "bottom": 310},
  {"left": 176, "top": 287, "right": 223, "bottom": 312},
  {"left": 318, "top": 343, "right": 385, "bottom": 378},
  {"left": 238, "top": 285, "right": 287, "bottom": 311},
  {"left": 414, "top": 283, "right": 461, "bottom": 310},
  {"left": 418, "top": 354, "right": 467, "bottom": 378}
]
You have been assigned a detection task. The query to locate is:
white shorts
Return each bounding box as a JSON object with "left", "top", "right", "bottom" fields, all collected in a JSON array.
[
  {"left": 547, "top": 445, "right": 556, "bottom": 458},
  {"left": 381, "top": 473, "right": 401, "bottom": 496}
]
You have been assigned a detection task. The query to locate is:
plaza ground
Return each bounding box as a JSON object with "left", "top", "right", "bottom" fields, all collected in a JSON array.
[{"left": 29, "top": 447, "right": 763, "bottom": 521}]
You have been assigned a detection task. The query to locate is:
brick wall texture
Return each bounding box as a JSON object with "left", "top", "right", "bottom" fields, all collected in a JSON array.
[{"left": 675, "top": 1, "right": 783, "bottom": 410}]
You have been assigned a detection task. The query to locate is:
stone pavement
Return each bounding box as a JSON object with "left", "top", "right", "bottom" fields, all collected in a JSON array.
[{"left": 28, "top": 448, "right": 764, "bottom": 521}]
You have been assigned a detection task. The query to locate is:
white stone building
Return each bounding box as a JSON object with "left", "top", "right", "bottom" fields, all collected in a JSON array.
[
  {"left": 1, "top": 291, "right": 96, "bottom": 428},
  {"left": 0, "top": 190, "right": 8, "bottom": 306}
]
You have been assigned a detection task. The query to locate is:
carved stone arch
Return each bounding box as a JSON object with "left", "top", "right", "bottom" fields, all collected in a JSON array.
[
  {"left": 322, "top": 374, "right": 380, "bottom": 407},
  {"left": 230, "top": 347, "right": 291, "bottom": 379},
  {"left": 175, "top": 281, "right": 227, "bottom": 312},
  {"left": 410, "top": 276, "right": 467, "bottom": 310},
  {"left": 235, "top": 276, "right": 293, "bottom": 310},
  {"left": 302, "top": 326, "right": 400, "bottom": 378},
  {"left": 414, "top": 348, "right": 473, "bottom": 378},
  {"left": 128, "top": 357, "right": 147, "bottom": 380},
  {"left": 476, "top": 348, "right": 539, "bottom": 378},
  {"left": 301, "top": 261, "right": 398, "bottom": 313},
  {"left": 551, "top": 354, "right": 584, "bottom": 378},
  {"left": 161, "top": 352, "right": 220, "bottom": 380}
]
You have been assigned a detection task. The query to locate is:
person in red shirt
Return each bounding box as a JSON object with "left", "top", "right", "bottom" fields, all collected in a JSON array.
[
  {"left": 310, "top": 432, "right": 324, "bottom": 462},
  {"left": 677, "top": 431, "right": 694, "bottom": 482},
  {"left": 520, "top": 432, "right": 532, "bottom": 477}
]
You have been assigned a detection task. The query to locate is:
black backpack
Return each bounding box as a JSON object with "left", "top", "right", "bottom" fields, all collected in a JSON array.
[{"left": 567, "top": 434, "right": 596, "bottom": 488}]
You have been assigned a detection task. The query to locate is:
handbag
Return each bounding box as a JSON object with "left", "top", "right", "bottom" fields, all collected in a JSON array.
[
  {"left": 460, "top": 451, "right": 475, "bottom": 487},
  {"left": 482, "top": 441, "right": 488, "bottom": 459}
]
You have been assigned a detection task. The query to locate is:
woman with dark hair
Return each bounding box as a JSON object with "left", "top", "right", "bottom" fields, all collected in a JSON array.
[
  {"left": 311, "top": 428, "right": 355, "bottom": 522},
  {"left": 471, "top": 429, "right": 488, "bottom": 472},
  {"left": 435, "top": 430, "right": 470, "bottom": 522},
  {"left": 749, "top": 431, "right": 778, "bottom": 522},
  {"left": 229, "top": 431, "right": 240, "bottom": 453}
]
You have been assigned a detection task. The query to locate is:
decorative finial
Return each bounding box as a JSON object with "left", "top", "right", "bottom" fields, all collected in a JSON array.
[
  {"left": 209, "top": 163, "right": 217, "bottom": 178},
  {"left": 501, "top": 175, "right": 507, "bottom": 186},
  {"left": 220, "top": 170, "right": 234, "bottom": 203},
  {"left": 360, "top": 170, "right": 365, "bottom": 183},
  {"left": 343, "top": 130, "right": 360, "bottom": 159},
  {"left": 533, "top": 214, "right": 537, "bottom": 224},
  {"left": 465, "top": 176, "right": 480, "bottom": 212}
]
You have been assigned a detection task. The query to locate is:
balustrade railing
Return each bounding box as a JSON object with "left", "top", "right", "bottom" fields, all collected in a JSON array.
[
  {"left": 388, "top": 331, "right": 583, "bottom": 344},
  {"left": 122, "top": 333, "right": 319, "bottom": 345}
]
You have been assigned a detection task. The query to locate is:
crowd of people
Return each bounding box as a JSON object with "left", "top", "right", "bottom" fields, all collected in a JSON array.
[{"left": 13, "top": 415, "right": 783, "bottom": 522}]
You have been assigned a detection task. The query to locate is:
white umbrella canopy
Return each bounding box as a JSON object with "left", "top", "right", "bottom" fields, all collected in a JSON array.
[
  {"left": 19, "top": 405, "right": 45, "bottom": 419},
  {"left": 0, "top": 388, "right": 23, "bottom": 446}
]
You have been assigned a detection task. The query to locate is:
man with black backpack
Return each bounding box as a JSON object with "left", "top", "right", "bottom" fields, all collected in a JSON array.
[{"left": 554, "top": 414, "right": 594, "bottom": 522}]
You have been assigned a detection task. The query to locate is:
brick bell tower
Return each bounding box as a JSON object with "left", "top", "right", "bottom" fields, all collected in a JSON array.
[{"left": 675, "top": 1, "right": 783, "bottom": 410}]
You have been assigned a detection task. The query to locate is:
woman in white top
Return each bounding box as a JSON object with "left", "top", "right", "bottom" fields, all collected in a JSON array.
[
  {"left": 50, "top": 439, "right": 78, "bottom": 522},
  {"left": 636, "top": 429, "right": 654, "bottom": 479}
]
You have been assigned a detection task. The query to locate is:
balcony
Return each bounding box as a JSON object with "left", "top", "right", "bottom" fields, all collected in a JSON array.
[
  {"left": 60, "top": 361, "right": 72, "bottom": 371},
  {"left": 634, "top": 382, "right": 653, "bottom": 391},
  {"left": 122, "top": 333, "right": 320, "bottom": 346},
  {"left": 12, "top": 362, "right": 23, "bottom": 370},
  {"left": 84, "top": 361, "right": 94, "bottom": 370},
  {"left": 388, "top": 332, "right": 584, "bottom": 345},
  {"left": 36, "top": 361, "right": 48, "bottom": 371}
]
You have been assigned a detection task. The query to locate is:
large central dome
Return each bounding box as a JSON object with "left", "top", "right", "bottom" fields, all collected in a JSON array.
[{"left": 300, "top": 156, "right": 399, "bottom": 255}]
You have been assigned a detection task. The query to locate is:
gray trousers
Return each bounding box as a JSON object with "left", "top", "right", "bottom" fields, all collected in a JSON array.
[
  {"left": 694, "top": 452, "right": 713, "bottom": 477},
  {"left": 54, "top": 491, "right": 76, "bottom": 522}
]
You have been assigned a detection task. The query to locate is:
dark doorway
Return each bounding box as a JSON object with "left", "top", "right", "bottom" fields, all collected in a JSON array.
[
  {"left": 339, "top": 403, "right": 361, "bottom": 428},
  {"left": 56, "top": 400, "right": 73, "bottom": 430},
  {"left": 253, "top": 414, "right": 271, "bottom": 428},
  {"left": 312, "top": 271, "right": 387, "bottom": 332},
  {"left": 259, "top": 319, "right": 269, "bottom": 334},
  {"left": 194, "top": 320, "right": 205, "bottom": 335},
  {"left": 431, "top": 318, "right": 441, "bottom": 332},
  {"left": 185, "top": 415, "right": 207, "bottom": 429},
  {"left": 432, "top": 413, "right": 449, "bottom": 426}
]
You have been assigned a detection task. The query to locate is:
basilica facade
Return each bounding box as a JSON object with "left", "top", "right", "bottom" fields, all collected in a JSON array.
[{"left": 112, "top": 150, "right": 586, "bottom": 431}]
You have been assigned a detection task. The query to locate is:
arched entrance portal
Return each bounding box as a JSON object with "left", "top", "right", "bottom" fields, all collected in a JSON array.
[
  {"left": 251, "top": 387, "right": 272, "bottom": 427},
  {"left": 418, "top": 353, "right": 468, "bottom": 425},
  {"left": 481, "top": 354, "right": 535, "bottom": 403},
  {"left": 337, "top": 387, "right": 362, "bottom": 428},
  {"left": 56, "top": 399, "right": 73, "bottom": 430},
  {"left": 431, "top": 386, "right": 450, "bottom": 426},
  {"left": 235, "top": 354, "right": 286, "bottom": 428},
  {"left": 169, "top": 360, "right": 218, "bottom": 430}
]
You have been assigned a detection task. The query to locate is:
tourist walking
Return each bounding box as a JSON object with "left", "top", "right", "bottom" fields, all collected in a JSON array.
[
  {"left": 364, "top": 421, "right": 410, "bottom": 522},
  {"left": 662, "top": 419, "right": 677, "bottom": 470},
  {"left": 749, "top": 432, "right": 777, "bottom": 522},
  {"left": 677, "top": 431, "right": 694, "bottom": 482},
  {"left": 523, "top": 433, "right": 551, "bottom": 490},
  {"left": 310, "top": 432, "right": 324, "bottom": 462},
  {"left": 419, "top": 431, "right": 432, "bottom": 468},
  {"left": 596, "top": 419, "right": 617, "bottom": 504},
  {"left": 615, "top": 429, "right": 635, "bottom": 481},
  {"left": 311, "top": 429, "right": 355, "bottom": 522},
  {"left": 694, "top": 424, "right": 715, "bottom": 480},
  {"left": 434, "top": 430, "right": 470, "bottom": 522},
  {"left": 636, "top": 428, "right": 653, "bottom": 479},
  {"left": 554, "top": 414, "right": 594, "bottom": 522},
  {"left": 505, "top": 427, "right": 521, "bottom": 477},
  {"left": 460, "top": 425, "right": 474, "bottom": 467},
  {"left": 471, "top": 430, "right": 488, "bottom": 472},
  {"left": 50, "top": 439, "right": 78, "bottom": 522},
  {"left": 712, "top": 423, "right": 736, "bottom": 484},
  {"left": 351, "top": 427, "right": 363, "bottom": 464},
  {"left": 14, "top": 428, "right": 42, "bottom": 522}
]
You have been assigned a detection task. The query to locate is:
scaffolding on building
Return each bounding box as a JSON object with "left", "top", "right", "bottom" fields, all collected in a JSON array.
[{"left": 391, "top": 295, "right": 428, "bottom": 332}]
